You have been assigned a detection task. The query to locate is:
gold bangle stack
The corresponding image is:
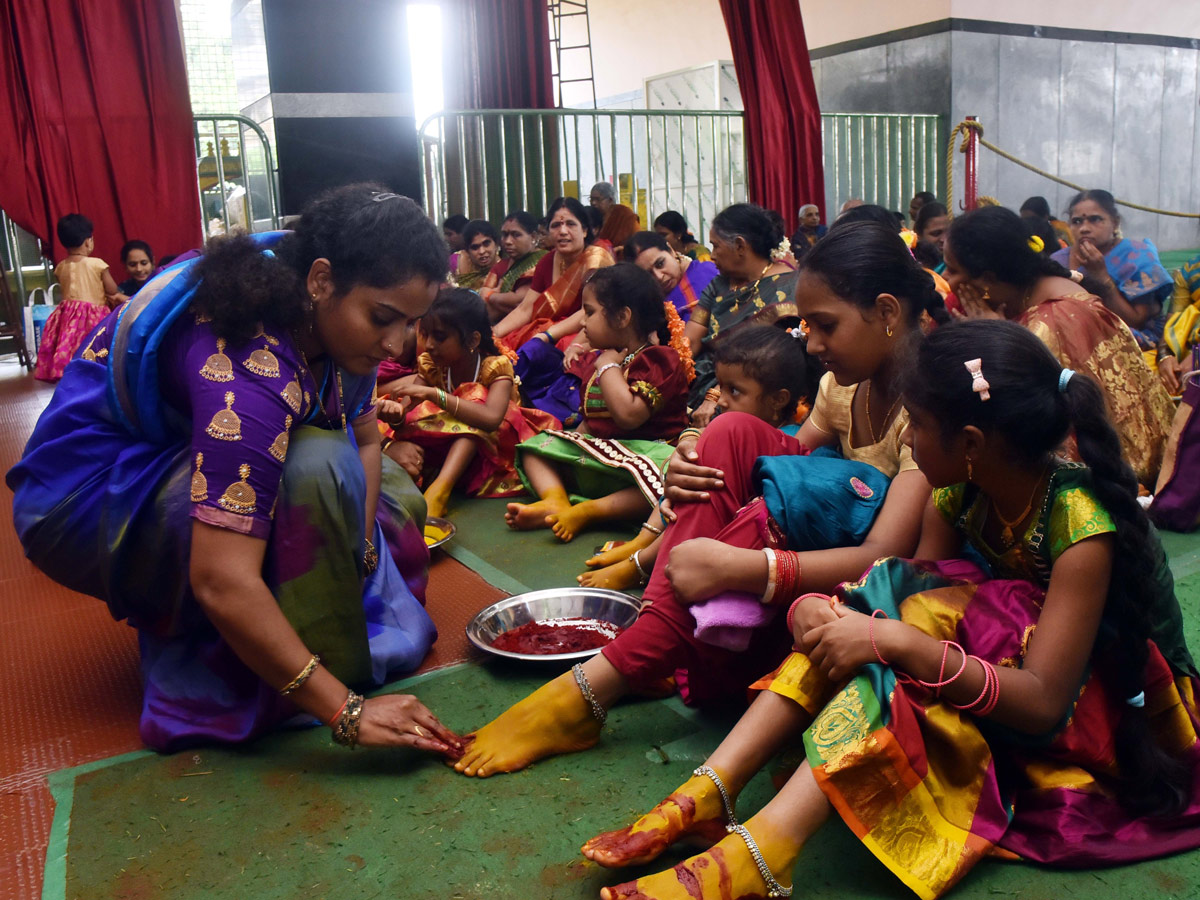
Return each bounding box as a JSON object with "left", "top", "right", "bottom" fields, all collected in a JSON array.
[
  {"left": 280, "top": 654, "right": 320, "bottom": 695},
  {"left": 331, "top": 691, "right": 365, "bottom": 748},
  {"left": 704, "top": 387, "right": 721, "bottom": 404},
  {"left": 363, "top": 537, "right": 379, "bottom": 575}
]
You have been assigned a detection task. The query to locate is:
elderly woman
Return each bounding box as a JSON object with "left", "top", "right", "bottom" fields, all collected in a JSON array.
[
  {"left": 1050, "top": 189, "right": 1173, "bottom": 349},
  {"left": 8, "top": 185, "right": 462, "bottom": 755}
]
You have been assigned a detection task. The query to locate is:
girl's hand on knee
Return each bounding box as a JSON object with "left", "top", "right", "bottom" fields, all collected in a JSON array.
[
  {"left": 356, "top": 694, "right": 465, "bottom": 757},
  {"left": 663, "top": 442, "right": 723, "bottom": 505},
  {"left": 664, "top": 538, "right": 736, "bottom": 604},
  {"left": 376, "top": 397, "right": 408, "bottom": 424}
]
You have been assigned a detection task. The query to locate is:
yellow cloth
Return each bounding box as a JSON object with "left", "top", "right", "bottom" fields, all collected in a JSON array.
[
  {"left": 806, "top": 371, "right": 917, "bottom": 477},
  {"left": 416, "top": 353, "right": 517, "bottom": 402}
]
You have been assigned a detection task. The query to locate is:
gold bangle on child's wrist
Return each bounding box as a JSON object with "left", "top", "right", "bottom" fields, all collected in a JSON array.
[
  {"left": 704, "top": 387, "right": 721, "bottom": 404},
  {"left": 280, "top": 654, "right": 320, "bottom": 695}
]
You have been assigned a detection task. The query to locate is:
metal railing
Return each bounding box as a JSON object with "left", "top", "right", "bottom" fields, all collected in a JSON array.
[
  {"left": 420, "top": 108, "right": 944, "bottom": 233},
  {"left": 822, "top": 113, "right": 944, "bottom": 215},
  {"left": 419, "top": 108, "right": 747, "bottom": 246},
  {"left": 192, "top": 114, "right": 280, "bottom": 238},
  {"left": 2, "top": 114, "right": 280, "bottom": 308}
]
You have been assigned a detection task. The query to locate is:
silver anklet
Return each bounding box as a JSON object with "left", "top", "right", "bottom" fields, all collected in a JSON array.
[
  {"left": 730, "top": 824, "right": 792, "bottom": 898},
  {"left": 572, "top": 664, "right": 607, "bottom": 725},
  {"left": 630, "top": 549, "right": 650, "bottom": 584},
  {"left": 693, "top": 765, "right": 738, "bottom": 828}
]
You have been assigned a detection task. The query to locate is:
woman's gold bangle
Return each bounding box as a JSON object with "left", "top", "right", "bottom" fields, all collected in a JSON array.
[{"left": 280, "top": 654, "right": 320, "bottom": 695}]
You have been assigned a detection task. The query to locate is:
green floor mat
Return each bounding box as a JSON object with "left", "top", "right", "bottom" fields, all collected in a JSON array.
[
  {"left": 439, "top": 496, "right": 648, "bottom": 595},
  {"left": 1160, "top": 249, "right": 1199, "bottom": 270},
  {"left": 45, "top": 661, "right": 1200, "bottom": 900}
]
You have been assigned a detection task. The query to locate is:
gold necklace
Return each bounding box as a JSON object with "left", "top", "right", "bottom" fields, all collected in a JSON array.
[
  {"left": 621, "top": 343, "right": 648, "bottom": 366},
  {"left": 990, "top": 463, "right": 1049, "bottom": 547},
  {"left": 864, "top": 381, "right": 901, "bottom": 444}
]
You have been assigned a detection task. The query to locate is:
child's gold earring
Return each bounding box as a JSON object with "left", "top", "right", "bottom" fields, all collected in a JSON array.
[
  {"left": 886, "top": 325, "right": 894, "bottom": 338},
  {"left": 982, "top": 286, "right": 991, "bottom": 301}
]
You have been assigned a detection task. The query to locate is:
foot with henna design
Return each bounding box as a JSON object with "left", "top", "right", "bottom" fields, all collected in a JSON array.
[
  {"left": 451, "top": 670, "right": 602, "bottom": 776},
  {"left": 599, "top": 816, "right": 799, "bottom": 900},
  {"left": 582, "top": 771, "right": 731, "bottom": 867}
]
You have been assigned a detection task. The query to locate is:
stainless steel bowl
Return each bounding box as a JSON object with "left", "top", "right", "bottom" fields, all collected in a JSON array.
[
  {"left": 424, "top": 516, "right": 456, "bottom": 550},
  {"left": 466, "top": 588, "right": 642, "bottom": 662}
]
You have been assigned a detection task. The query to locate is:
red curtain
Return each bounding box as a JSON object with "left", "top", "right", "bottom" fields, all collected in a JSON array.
[
  {"left": 719, "top": 0, "right": 825, "bottom": 231},
  {"left": 441, "top": 0, "right": 555, "bottom": 110},
  {"left": 0, "top": 0, "right": 201, "bottom": 268}
]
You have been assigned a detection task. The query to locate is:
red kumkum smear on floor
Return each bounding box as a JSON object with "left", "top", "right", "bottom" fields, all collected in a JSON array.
[{"left": 491, "top": 618, "right": 624, "bottom": 655}]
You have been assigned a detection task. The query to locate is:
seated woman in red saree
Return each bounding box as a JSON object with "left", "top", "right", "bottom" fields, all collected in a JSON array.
[
  {"left": 944, "top": 206, "right": 1174, "bottom": 487},
  {"left": 451, "top": 223, "right": 939, "bottom": 778},
  {"left": 492, "top": 196, "right": 614, "bottom": 352},
  {"left": 381, "top": 290, "right": 558, "bottom": 518},
  {"left": 585, "top": 320, "right": 1200, "bottom": 900}
]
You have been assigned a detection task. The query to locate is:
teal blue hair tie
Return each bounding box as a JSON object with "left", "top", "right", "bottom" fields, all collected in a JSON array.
[{"left": 1057, "top": 368, "right": 1074, "bottom": 393}]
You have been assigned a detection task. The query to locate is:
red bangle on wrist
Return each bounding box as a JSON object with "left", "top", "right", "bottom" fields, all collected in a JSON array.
[{"left": 327, "top": 694, "right": 350, "bottom": 727}]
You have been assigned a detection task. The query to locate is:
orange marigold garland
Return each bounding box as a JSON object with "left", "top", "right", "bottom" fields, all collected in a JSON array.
[
  {"left": 497, "top": 341, "right": 519, "bottom": 364},
  {"left": 664, "top": 301, "right": 696, "bottom": 383}
]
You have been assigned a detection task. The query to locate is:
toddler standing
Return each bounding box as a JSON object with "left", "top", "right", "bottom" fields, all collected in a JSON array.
[{"left": 35, "top": 214, "right": 125, "bottom": 381}]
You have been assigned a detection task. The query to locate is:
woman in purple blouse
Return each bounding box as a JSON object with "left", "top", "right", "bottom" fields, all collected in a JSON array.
[{"left": 9, "top": 185, "right": 463, "bottom": 755}]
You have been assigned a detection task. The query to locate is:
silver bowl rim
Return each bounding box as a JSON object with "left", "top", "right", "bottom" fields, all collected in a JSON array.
[
  {"left": 465, "top": 587, "right": 640, "bottom": 662},
  {"left": 424, "top": 515, "right": 456, "bottom": 550}
]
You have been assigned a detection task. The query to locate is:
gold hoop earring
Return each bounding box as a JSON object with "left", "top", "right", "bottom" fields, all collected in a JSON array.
[
  {"left": 966, "top": 459, "right": 974, "bottom": 482},
  {"left": 885, "top": 325, "right": 894, "bottom": 338}
]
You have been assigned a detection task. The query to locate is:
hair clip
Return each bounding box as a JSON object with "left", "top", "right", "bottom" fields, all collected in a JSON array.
[
  {"left": 1027, "top": 234, "right": 1045, "bottom": 253},
  {"left": 371, "top": 192, "right": 400, "bottom": 202},
  {"left": 963, "top": 358, "right": 990, "bottom": 401},
  {"left": 1058, "top": 368, "right": 1074, "bottom": 393}
]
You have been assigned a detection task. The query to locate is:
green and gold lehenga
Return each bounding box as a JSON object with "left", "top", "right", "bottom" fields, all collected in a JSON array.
[{"left": 753, "top": 463, "right": 1200, "bottom": 899}]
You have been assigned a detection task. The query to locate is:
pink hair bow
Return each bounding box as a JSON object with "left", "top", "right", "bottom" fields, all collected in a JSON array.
[{"left": 963, "top": 358, "right": 990, "bottom": 401}]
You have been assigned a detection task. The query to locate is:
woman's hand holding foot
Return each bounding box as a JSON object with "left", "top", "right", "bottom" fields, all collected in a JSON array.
[
  {"left": 356, "top": 694, "right": 465, "bottom": 757},
  {"left": 451, "top": 670, "right": 603, "bottom": 777}
]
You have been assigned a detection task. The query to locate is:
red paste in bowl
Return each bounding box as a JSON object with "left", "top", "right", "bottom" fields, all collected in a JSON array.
[{"left": 491, "top": 617, "right": 624, "bottom": 655}]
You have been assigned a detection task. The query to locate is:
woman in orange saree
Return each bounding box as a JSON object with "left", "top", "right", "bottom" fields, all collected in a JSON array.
[{"left": 493, "top": 196, "right": 614, "bottom": 352}]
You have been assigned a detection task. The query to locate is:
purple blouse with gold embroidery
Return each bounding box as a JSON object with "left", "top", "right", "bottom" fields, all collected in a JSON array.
[{"left": 580, "top": 345, "right": 688, "bottom": 441}]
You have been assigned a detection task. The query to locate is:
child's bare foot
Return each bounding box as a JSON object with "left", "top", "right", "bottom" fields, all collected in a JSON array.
[
  {"left": 599, "top": 818, "right": 797, "bottom": 900},
  {"left": 586, "top": 530, "right": 655, "bottom": 569},
  {"left": 582, "top": 771, "right": 730, "bottom": 868},
  {"left": 451, "top": 671, "right": 602, "bottom": 777},
  {"left": 578, "top": 558, "right": 640, "bottom": 591},
  {"left": 504, "top": 496, "right": 570, "bottom": 531},
  {"left": 546, "top": 498, "right": 611, "bottom": 542},
  {"left": 423, "top": 479, "right": 452, "bottom": 519}
]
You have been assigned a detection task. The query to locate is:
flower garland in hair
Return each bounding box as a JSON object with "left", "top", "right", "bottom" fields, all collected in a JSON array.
[
  {"left": 663, "top": 301, "right": 696, "bottom": 383},
  {"left": 497, "top": 341, "right": 519, "bottom": 364},
  {"left": 770, "top": 235, "right": 792, "bottom": 263}
]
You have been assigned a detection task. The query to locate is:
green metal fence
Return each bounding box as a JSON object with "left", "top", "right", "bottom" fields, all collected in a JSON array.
[
  {"left": 420, "top": 108, "right": 944, "bottom": 233},
  {"left": 419, "top": 108, "right": 747, "bottom": 247},
  {"left": 822, "top": 113, "right": 944, "bottom": 216}
]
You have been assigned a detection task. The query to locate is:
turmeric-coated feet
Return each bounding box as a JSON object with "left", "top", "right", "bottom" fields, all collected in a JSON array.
[
  {"left": 547, "top": 500, "right": 601, "bottom": 542},
  {"left": 451, "top": 670, "right": 602, "bottom": 777},
  {"left": 582, "top": 772, "right": 730, "bottom": 868},
  {"left": 578, "top": 557, "right": 640, "bottom": 590},
  {"left": 504, "top": 494, "right": 571, "bottom": 531},
  {"left": 599, "top": 818, "right": 798, "bottom": 900},
  {"left": 423, "top": 478, "right": 453, "bottom": 519}
]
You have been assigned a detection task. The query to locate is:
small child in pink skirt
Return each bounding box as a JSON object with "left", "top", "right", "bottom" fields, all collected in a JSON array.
[{"left": 35, "top": 214, "right": 126, "bottom": 381}]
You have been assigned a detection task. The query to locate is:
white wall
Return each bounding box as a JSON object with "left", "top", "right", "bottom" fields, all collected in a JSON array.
[{"left": 570, "top": 0, "right": 732, "bottom": 106}]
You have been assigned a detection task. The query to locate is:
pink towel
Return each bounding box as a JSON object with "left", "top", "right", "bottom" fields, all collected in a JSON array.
[{"left": 691, "top": 592, "right": 774, "bottom": 651}]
